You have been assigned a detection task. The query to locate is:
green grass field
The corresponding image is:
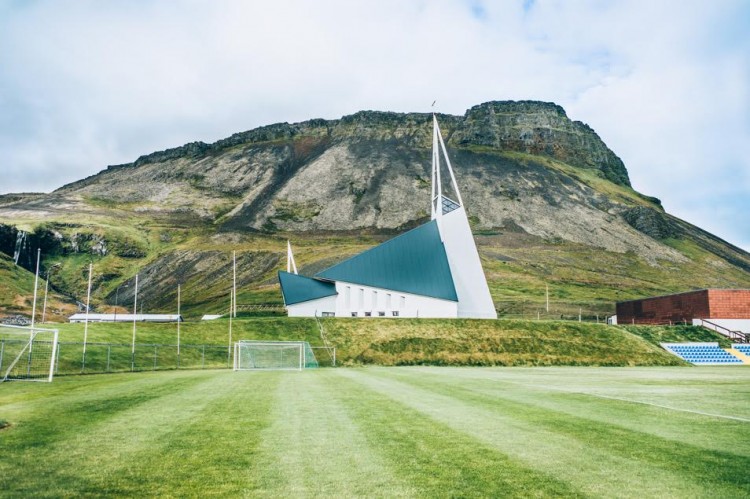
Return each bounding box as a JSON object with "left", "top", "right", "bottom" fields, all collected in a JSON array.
[{"left": 1, "top": 367, "right": 749, "bottom": 497}]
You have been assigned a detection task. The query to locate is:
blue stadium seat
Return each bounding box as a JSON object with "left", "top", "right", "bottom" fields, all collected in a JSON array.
[{"left": 661, "top": 342, "right": 743, "bottom": 365}]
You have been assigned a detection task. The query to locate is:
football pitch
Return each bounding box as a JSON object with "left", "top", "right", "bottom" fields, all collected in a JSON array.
[{"left": 1, "top": 367, "right": 749, "bottom": 497}]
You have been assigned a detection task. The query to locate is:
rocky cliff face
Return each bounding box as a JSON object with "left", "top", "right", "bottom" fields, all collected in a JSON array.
[{"left": 42, "top": 101, "right": 651, "bottom": 252}]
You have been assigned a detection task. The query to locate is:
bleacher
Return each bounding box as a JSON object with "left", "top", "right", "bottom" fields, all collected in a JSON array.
[
  {"left": 733, "top": 344, "right": 750, "bottom": 356},
  {"left": 661, "top": 342, "right": 743, "bottom": 365}
]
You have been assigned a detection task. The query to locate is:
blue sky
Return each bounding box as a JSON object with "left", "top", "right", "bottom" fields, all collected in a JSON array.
[{"left": 0, "top": 0, "right": 748, "bottom": 251}]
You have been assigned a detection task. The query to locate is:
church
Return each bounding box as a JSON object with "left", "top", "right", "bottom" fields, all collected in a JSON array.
[{"left": 278, "top": 116, "right": 497, "bottom": 319}]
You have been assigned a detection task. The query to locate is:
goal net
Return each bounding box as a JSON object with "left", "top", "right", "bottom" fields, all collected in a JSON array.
[
  {"left": 0, "top": 325, "right": 59, "bottom": 382},
  {"left": 233, "top": 341, "right": 318, "bottom": 371}
]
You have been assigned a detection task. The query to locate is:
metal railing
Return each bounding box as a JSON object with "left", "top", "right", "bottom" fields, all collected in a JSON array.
[{"left": 694, "top": 319, "right": 748, "bottom": 344}]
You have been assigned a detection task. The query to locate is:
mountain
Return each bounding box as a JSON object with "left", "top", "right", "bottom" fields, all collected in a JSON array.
[{"left": 1, "top": 100, "right": 749, "bottom": 320}]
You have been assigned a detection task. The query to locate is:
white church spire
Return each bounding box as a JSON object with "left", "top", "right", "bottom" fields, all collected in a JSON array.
[
  {"left": 430, "top": 114, "right": 497, "bottom": 319},
  {"left": 431, "top": 114, "right": 464, "bottom": 224},
  {"left": 287, "top": 240, "right": 298, "bottom": 274}
]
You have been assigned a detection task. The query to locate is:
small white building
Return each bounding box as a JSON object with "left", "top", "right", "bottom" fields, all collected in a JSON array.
[
  {"left": 278, "top": 115, "right": 497, "bottom": 320},
  {"left": 69, "top": 313, "right": 183, "bottom": 323}
]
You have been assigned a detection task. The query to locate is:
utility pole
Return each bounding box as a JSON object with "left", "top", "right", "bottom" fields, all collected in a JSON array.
[
  {"left": 228, "top": 288, "right": 233, "bottom": 366},
  {"left": 546, "top": 284, "right": 549, "bottom": 313},
  {"left": 232, "top": 251, "right": 237, "bottom": 318},
  {"left": 41, "top": 273, "right": 49, "bottom": 323},
  {"left": 131, "top": 274, "right": 139, "bottom": 371},
  {"left": 177, "top": 283, "right": 181, "bottom": 368},
  {"left": 82, "top": 263, "right": 93, "bottom": 371},
  {"left": 30, "top": 248, "right": 41, "bottom": 333}
]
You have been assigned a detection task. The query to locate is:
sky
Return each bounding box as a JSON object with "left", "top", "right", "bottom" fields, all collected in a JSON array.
[{"left": 0, "top": 0, "right": 748, "bottom": 251}]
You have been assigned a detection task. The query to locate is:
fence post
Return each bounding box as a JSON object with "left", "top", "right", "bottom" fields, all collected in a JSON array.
[
  {"left": 202, "top": 345, "right": 205, "bottom": 369},
  {"left": 56, "top": 344, "right": 60, "bottom": 374},
  {"left": 106, "top": 345, "right": 111, "bottom": 372},
  {"left": 0, "top": 339, "right": 4, "bottom": 373},
  {"left": 153, "top": 345, "right": 157, "bottom": 371}
]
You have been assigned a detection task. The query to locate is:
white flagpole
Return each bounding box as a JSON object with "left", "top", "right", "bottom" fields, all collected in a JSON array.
[
  {"left": 131, "top": 274, "right": 138, "bottom": 371},
  {"left": 30, "top": 248, "right": 41, "bottom": 334},
  {"left": 82, "top": 263, "right": 93, "bottom": 371},
  {"left": 41, "top": 274, "right": 49, "bottom": 323},
  {"left": 177, "top": 283, "right": 181, "bottom": 367},
  {"left": 228, "top": 288, "right": 233, "bottom": 365},
  {"left": 233, "top": 251, "right": 237, "bottom": 318}
]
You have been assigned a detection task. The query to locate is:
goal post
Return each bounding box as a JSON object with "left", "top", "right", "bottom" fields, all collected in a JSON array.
[
  {"left": 0, "top": 324, "right": 59, "bottom": 383},
  {"left": 233, "top": 341, "right": 318, "bottom": 371}
]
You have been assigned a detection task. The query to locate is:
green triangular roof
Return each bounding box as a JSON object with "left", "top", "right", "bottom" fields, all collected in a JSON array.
[
  {"left": 278, "top": 271, "right": 337, "bottom": 305},
  {"left": 315, "top": 220, "right": 457, "bottom": 301}
]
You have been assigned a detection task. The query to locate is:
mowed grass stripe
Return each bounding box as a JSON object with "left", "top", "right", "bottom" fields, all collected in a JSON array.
[
  {"left": 416, "top": 369, "right": 750, "bottom": 457},
  {"left": 248, "top": 370, "right": 415, "bottom": 497},
  {"left": 412, "top": 366, "right": 750, "bottom": 420},
  {"left": 380, "top": 369, "right": 750, "bottom": 495},
  {"left": 96, "top": 371, "right": 281, "bottom": 496},
  {"left": 340, "top": 368, "right": 736, "bottom": 498},
  {"left": 327, "top": 370, "right": 585, "bottom": 498},
  {"left": 0, "top": 371, "right": 278, "bottom": 497}
]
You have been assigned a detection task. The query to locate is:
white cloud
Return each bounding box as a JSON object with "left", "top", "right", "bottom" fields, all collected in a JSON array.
[{"left": 0, "top": 0, "right": 748, "bottom": 250}]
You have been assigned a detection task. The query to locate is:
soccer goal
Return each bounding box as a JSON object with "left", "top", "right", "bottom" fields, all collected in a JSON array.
[
  {"left": 233, "top": 341, "right": 318, "bottom": 371},
  {"left": 0, "top": 324, "right": 59, "bottom": 383}
]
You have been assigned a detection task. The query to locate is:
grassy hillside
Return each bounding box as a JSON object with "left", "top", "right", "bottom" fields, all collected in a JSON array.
[
  {"left": 32, "top": 318, "right": 691, "bottom": 369},
  {"left": 1, "top": 367, "right": 749, "bottom": 497},
  {"left": 0, "top": 253, "right": 75, "bottom": 321}
]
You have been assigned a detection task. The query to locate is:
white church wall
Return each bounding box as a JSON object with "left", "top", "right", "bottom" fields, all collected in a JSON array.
[
  {"left": 286, "top": 295, "right": 338, "bottom": 317},
  {"left": 333, "top": 281, "right": 457, "bottom": 318},
  {"left": 439, "top": 207, "right": 497, "bottom": 319}
]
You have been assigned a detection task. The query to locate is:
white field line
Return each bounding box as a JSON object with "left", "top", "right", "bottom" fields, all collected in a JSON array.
[
  {"left": 560, "top": 390, "right": 750, "bottom": 423},
  {"left": 404, "top": 368, "right": 750, "bottom": 423}
]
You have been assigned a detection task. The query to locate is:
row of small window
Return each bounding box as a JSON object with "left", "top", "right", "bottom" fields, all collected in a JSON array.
[
  {"left": 352, "top": 311, "right": 400, "bottom": 317},
  {"left": 319, "top": 311, "right": 400, "bottom": 318}
]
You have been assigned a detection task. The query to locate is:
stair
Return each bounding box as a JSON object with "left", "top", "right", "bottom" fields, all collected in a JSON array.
[{"left": 726, "top": 348, "right": 750, "bottom": 364}]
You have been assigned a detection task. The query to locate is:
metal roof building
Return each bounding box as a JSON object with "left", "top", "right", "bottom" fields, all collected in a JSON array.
[
  {"left": 278, "top": 116, "right": 496, "bottom": 320},
  {"left": 69, "top": 313, "right": 183, "bottom": 323}
]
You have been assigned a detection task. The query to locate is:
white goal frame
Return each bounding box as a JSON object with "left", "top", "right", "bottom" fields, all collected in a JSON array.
[
  {"left": 233, "top": 340, "right": 310, "bottom": 371},
  {"left": 0, "top": 324, "right": 59, "bottom": 383}
]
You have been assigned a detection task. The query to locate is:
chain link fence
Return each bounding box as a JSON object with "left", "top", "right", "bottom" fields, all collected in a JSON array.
[{"left": 52, "top": 342, "right": 231, "bottom": 375}]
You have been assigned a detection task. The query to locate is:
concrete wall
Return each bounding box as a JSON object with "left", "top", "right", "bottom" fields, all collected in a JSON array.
[{"left": 693, "top": 319, "right": 750, "bottom": 337}]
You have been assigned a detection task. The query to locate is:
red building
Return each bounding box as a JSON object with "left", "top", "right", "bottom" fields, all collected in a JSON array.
[{"left": 616, "top": 289, "right": 750, "bottom": 325}]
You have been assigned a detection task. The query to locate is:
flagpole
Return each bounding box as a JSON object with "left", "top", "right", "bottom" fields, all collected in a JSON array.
[
  {"left": 131, "top": 274, "right": 138, "bottom": 371},
  {"left": 30, "top": 248, "right": 41, "bottom": 334},
  {"left": 82, "top": 263, "right": 93, "bottom": 371},
  {"left": 177, "top": 283, "right": 181, "bottom": 368}
]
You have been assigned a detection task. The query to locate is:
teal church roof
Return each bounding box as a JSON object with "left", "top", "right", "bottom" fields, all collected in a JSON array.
[
  {"left": 315, "top": 220, "right": 457, "bottom": 301},
  {"left": 278, "top": 271, "right": 338, "bottom": 305}
]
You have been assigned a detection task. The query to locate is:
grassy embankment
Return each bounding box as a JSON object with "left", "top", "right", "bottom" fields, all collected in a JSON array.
[
  {"left": 1, "top": 367, "right": 749, "bottom": 497},
  {"left": 20, "top": 318, "right": 736, "bottom": 372}
]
